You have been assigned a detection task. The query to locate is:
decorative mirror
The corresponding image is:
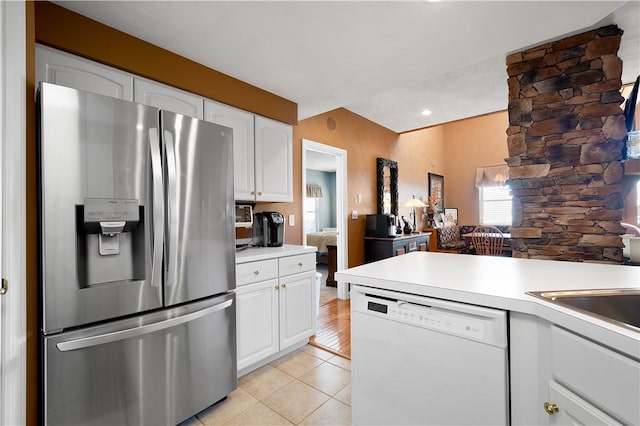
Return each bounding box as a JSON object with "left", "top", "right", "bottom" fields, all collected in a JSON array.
[{"left": 376, "top": 158, "right": 399, "bottom": 217}]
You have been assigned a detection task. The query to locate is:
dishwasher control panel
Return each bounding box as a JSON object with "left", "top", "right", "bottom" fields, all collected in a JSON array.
[{"left": 367, "top": 300, "right": 486, "bottom": 340}]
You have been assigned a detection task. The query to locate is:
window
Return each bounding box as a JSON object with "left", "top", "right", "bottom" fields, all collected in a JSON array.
[
  {"left": 479, "top": 185, "right": 512, "bottom": 226},
  {"left": 304, "top": 196, "right": 319, "bottom": 233}
]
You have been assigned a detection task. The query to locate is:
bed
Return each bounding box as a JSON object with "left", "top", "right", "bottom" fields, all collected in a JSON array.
[
  {"left": 306, "top": 229, "right": 339, "bottom": 287},
  {"left": 306, "top": 230, "right": 338, "bottom": 254}
]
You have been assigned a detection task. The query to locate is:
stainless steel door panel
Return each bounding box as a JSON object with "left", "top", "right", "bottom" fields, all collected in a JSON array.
[
  {"left": 162, "top": 111, "right": 235, "bottom": 305},
  {"left": 39, "top": 83, "right": 163, "bottom": 332},
  {"left": 44, "top": 293, "right": 237, "bottom": 426}
]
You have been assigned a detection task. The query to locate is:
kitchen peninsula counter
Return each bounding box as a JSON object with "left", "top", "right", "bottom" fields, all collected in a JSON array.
[{"left": 336, "top": 252, "right": 640, "bottom": 357}]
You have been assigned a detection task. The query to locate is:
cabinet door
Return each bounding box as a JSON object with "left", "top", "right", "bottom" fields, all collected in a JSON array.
[
  {"left": 547, "top": 381, "right": 621, "bottom": 425},
  {"left": 279, "top": 271, "right": 314, "bottom": 349},
  {"left": 134, "top": 78, "right": 203, "bottom": 118},
  {"left": 235, "top": 279, "right": 279, "bottom": 371},
  {"left": 36, "top": 45, "right": 133, "bottom": 101},
  {"left": 204, "top": 100, "right": 255, "bottom": 201},
  {"left": 254, "top": 116, "right": 293, "bottom": 202}
]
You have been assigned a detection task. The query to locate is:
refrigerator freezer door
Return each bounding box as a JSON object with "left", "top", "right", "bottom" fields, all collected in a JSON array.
[
  {"left": 161, "top": 111, "right": 235, "bottom": 305},
  {"left": 44, "top": 293, "right": 237, "bottom": 426},
  {"left": 38, "top": 83, "right": 163, "bottom": 333}
]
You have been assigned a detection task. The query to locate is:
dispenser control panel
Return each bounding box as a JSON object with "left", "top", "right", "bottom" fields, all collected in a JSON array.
[{"left": 84, "top": 198, "right": 139, "bottom": 223}]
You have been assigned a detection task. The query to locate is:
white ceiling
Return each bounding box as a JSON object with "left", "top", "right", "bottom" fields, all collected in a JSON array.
[{"left": 55, "top": 1, "right": 640, "bottom": 133}]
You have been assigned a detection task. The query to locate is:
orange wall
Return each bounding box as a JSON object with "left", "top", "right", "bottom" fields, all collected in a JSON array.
[
  {"left": 279, "top": 109, "right": 399, "bottom": 266},
  {"left": 442, "top": 111, "right": 509, "bottom": 224},
  {"left": 34, "top": 2, "right": 297, "bottom": 125},
  {"left": 393, "top": 126, "right": 446, "bottom": 227},
  {"left": 282, "top": 110, "right": 510, "bottom": 266}
]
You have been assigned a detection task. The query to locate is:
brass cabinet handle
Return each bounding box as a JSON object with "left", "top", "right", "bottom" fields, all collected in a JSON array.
[
  {"left": 0, "top": 278, "right": 7, "bottom": 295},
  {"left": 281, "top": 283, "right": 287, "bottom": 288},
  {"left": 544, "top": 402, "right": 559, "bottom": 415}
]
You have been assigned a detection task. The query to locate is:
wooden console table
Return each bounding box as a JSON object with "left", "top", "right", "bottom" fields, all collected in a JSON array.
[{"left": 364, "top": 233, "right": 431, "bottom": 263}]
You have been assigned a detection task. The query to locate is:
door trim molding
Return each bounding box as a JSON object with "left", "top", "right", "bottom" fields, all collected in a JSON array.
[
  {"left": 1, "top": 1, "right": 27, "bottom": 424},
  {"left": 301, "top": 139, "right": 349, "bottom": 299}
]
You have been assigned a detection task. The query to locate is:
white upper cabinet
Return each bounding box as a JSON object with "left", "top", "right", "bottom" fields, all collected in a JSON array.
[
  {"left": 36, "top": 45, "right": 133, "bottom": 101},
  {"left": 205, "top": 101, "right": 293, "bottom": 202},
  {"left": 254, "top": 116, "right": 293, "bottom": 202},
  {"left": 134, "top": 78, "right": 203, "bottom": 119},
  {"left": 204, "top": 100, "right": 255, "bottom": 201},
  {"left": 36, "top": 45, "right": 292, "bottom": 203}
]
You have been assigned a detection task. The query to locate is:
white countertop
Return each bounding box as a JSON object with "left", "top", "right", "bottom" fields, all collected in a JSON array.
[
  {"left": 235, "top": 244, "right": 316, "bottom": 264},
  {"left": 335, "top": 252, "right": 640, "bottom": 357}
]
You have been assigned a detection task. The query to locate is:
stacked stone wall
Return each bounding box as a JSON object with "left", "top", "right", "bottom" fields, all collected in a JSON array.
[{"left": 506, "top": 25, "right": 627, "bottom": 263}]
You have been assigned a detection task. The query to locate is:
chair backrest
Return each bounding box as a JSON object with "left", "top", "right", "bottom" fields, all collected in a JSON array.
[{"left": 471, "top": 225, "right": 504, "bottom": 256}]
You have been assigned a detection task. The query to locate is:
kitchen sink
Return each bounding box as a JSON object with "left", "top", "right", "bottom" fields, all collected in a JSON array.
[{"left": 527, "top": 289, "right": 640, "bottom": 332}]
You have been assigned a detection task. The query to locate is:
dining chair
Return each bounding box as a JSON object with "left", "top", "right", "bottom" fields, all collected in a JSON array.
[{"left": 471, "top": 225, "right": 504, "bottom": 256}]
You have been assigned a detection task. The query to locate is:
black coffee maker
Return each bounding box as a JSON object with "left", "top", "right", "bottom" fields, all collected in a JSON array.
[{"left": 253, "top": 212, "right": 285, "bottom": 247}]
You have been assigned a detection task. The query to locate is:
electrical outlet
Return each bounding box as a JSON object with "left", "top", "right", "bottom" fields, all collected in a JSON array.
[
  {"left": 288, "top": 214, "right": 295, "bottom": 226},
  {"left": 351, "top": 210, "right": 358, "bottom": 219}
]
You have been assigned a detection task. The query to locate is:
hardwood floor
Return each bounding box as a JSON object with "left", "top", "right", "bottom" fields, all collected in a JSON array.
[{"left": 309, "top": 298, "right": 351, "bottom": 359}]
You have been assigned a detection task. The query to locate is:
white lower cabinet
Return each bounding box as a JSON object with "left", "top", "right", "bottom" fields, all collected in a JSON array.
[
  {"left": 278, "top": 271, "right": 315, "bottom": 349},
  {"left": 236, "top": 278, "right": 279, "bottom": 371},
  {"left": 546, "top": 381, "right": 620, "bottom": 425},
  {"left": 236, "top": 253, "right": 315, "bottom": 374}
]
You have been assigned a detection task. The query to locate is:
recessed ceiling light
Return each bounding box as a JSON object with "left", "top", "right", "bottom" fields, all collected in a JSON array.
[{"left": 421, "top": 109, "right": 433, "bottom": 116}]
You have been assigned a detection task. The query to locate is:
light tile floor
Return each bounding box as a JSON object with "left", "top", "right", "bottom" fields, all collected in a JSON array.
[{"left": 180, "top": 345, "right": 351, "bottom": 426}]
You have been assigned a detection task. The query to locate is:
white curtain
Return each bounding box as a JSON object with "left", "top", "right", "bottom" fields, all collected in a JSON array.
[{"left": 475, "top": 165, "right": 509, "bottom": 187}]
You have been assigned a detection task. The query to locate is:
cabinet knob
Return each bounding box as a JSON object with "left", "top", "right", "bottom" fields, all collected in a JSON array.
[
  {"left": 253, "top": 270, "right": 260, "bottom": 275},
  {"left": 543, "top": 402, "right": 559, "bottom": 415},
  {"left": 257, "top": 191, "right": 263, "bottom": 195},
  {"left": 281, "top": 283, "right": 287, "bottom": 288},
  {"left": 250, "top": 191, "right": 256, "bottom": 195},
  {"left": 0, "top": 278, "right": 7, "bottom": 295},
  {"left": 274, "top": 285, "right": 279, "bottom": 290},
  {"left": 297, "top": 262, "right": 303, "bottom": 267}
]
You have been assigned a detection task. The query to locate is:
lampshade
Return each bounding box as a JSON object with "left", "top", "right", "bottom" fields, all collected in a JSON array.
[{"left": 404, "top": 195, "right": 426, "bottom": 208}]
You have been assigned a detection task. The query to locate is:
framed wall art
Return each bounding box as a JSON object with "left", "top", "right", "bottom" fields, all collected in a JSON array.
[
  {"left": 428, "top": 173, "right": 444, "bottom": 212},
  {"left": 444, "top": 208, "right": 458, "bottom": 224}
]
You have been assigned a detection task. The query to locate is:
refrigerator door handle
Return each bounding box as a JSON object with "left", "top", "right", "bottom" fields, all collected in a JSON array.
[
  {"left": 149, "top": 128, "right": 164, "bottom": 288},
  {"left": 56, "top": 298, "right": 233, "bottom": 352},
  {"left": 164, "top": 129, "right": 179, "bottom": 288}
]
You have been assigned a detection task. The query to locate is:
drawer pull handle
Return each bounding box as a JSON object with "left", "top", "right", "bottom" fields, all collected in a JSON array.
[
  {"left": 253, "top": 270, "right": 260, "bottom": 275},
  {"left": 297, "top": 262, "right": 303, "bottom": 267},
  {"left": 281, "top": 283, "right": 287, "bottom": 288},
  {"left": 544, "top": 402, "right": 559, "bottom": 415}
]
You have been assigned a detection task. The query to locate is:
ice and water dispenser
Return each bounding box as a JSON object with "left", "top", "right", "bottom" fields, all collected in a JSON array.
[{"left": 77, "top": 198, "right": 145, "bottom": 286}]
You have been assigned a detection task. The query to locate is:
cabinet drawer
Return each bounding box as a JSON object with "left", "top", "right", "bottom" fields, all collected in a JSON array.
[
  {"left": 551, "top": 326, "right": 640, "bottom": 425},
  {"left": 278, "top": 253, "right": 315, "bottom": 276},
  {"left": 236, "top": 259, "right": 278, "bottom": 286}
]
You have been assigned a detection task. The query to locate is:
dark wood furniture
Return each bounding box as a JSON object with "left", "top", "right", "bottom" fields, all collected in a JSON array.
[
  {"left": 326, "top": 244, "right": 337, "bottom": 287},
  {"left": 364, "top": 233, "right": 431, "bottom": 263}
]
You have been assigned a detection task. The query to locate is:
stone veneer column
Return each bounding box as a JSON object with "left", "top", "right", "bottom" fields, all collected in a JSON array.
[{"left": 506, "top": 25, "right": 627, "bottom": 263}]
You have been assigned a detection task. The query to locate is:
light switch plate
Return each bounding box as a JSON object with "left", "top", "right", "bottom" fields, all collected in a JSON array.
[{"left": 288, "top": 214, "right": 295, "bottom": 226}]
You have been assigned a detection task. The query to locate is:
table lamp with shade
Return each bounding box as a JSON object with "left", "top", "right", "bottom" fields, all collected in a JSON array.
[{"left": 403, "top": 195, "right": 426, "bottom": 233}]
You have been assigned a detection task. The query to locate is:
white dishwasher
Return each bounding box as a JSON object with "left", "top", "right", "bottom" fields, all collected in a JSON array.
[{"left": 351, "top": 285, "right": 509, "bottom": 425}]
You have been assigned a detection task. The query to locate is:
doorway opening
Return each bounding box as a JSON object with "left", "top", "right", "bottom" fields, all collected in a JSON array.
[
  {"left": 302, "top": 139, "right": 348, "bottom": 299},
  {"left": 302, "top": 139, "right": 350, "bottom": 358}
]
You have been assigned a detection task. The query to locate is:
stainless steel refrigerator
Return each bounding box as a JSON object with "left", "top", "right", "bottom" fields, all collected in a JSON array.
[{"left": 37, "top": 82, "right": 236, "bottom": 425}]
